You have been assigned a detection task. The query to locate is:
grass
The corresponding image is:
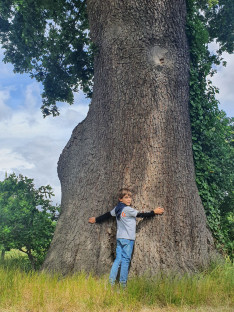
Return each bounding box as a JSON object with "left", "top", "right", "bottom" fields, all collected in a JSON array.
[{"left": 0, "top": 250, "right": 233, "bottom": 312}]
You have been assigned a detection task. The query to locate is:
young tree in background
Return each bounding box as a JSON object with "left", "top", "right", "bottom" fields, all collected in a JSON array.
[{"left": 0, "top": 174, "right": 60, "bottom": 269}]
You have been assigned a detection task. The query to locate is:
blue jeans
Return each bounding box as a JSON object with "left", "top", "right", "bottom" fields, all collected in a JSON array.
[{"left": 109, "top": 238, "right": 135, "bottom": 287}]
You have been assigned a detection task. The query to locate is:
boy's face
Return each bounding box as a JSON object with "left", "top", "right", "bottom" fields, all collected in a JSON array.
[{"left": 119, "top": 194, "right": 132, "bottom": 206}]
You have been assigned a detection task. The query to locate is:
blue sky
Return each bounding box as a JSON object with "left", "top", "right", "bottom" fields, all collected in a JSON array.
[{"left": 0, "top": 44, "right": 233, "bottom": 204}]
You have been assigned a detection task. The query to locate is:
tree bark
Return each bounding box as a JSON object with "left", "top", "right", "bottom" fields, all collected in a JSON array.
[
  {"left": 27, "top": 250, "right": 36, "bottom": 271},
  {"left": 42, "top": 0, "right": 216, "bottom": 275},
  {"left": 1, "top": 249, "right": 5, "bottom": 261}
]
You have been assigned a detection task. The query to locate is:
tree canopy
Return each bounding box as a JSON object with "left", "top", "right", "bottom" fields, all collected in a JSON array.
[
  {"left": 0, "top": 0, "right": 93, "bottom": 116},
  {"left": 0, "top": 0, "right": 233, "bottom": 116}
]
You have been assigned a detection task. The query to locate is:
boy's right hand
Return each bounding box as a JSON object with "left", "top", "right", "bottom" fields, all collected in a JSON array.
[
  {"left": 88, "top": 217, "right": 96, "bottom": 223},
  {"left": 154, "top": 207, "right": 164, "bottom": 215}
]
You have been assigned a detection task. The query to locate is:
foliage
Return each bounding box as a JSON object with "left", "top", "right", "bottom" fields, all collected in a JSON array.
[
  {"left": 186, "top": 0, "right": 234, "bottom": 257},
  {"left": 1, "top": 0, "right": 233, "bottom": 116},
  {"left": 0, "top": 0, "right": 93, "bottom": 116},
  {"left": 201, "top": 0, "right": 234, "bottom": 54},
  {"left": 0, "top": 0, "right": 233, "bottom": 258},
  {"left": 0, "top": 254, "right": 233, "bottom": 311},
  {"left": 0, "top": 173, "right": 60, "bottom": 269}
]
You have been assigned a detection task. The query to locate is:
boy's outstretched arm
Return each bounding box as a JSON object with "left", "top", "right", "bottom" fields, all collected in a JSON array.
[
  {"left": 88, "top": 211, "right": 113, "bottom": 224},
  {"left": 137, "top": 207, "right": 164, "bottom": 218}
]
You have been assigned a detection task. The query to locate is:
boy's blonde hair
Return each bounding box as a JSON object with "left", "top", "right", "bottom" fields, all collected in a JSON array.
[{"left": 118, "top": 188, "right": 132, "bottom": 199}]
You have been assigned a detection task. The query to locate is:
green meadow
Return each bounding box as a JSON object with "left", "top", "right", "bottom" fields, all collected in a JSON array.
[{"left": 0, "top": 250, "right": 233, "bottom": 312}]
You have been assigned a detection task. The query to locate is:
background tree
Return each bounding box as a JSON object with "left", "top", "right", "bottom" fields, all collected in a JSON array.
[
  {"left": 0, "top": 173, "right": 60, "bottom": 269},
  {"left": 0, "top": 0, "right": 233, "bottom": 274},
  {"left": 187, "top": 0, "right": 234, "bottom": 258}
]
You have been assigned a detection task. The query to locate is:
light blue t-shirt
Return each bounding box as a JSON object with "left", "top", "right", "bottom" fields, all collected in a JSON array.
[{"left": 110, "top": 206, "right": 139, "bottom": 240}]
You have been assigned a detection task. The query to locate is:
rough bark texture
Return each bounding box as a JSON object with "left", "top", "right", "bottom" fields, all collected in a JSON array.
[{"left": 42, "top": 0, "right": 216, "bottom": 276}]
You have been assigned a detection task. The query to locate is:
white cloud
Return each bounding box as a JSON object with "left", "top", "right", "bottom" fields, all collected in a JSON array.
[
  {"left": 0, "top": 88, "right": 13, "bottom": 120},
  {"left": 208, "top": 42, "right": 234, "bottom": 117},
  {"left": 24, "top": 82, "right": 41, "bottom": 110},
  {"left": 0, "top": 148, "right": 35, "bottom": 171},
  {"left": 211, "top": 53, "right": 234, "bottom": 101},
  {"left": 0, "top": 78, "right": 89, "bottom": 204}
]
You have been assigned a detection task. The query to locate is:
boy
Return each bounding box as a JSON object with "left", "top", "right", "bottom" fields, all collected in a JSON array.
[{"left": 88, "top": 188, "right": 164, "bottom": 287}]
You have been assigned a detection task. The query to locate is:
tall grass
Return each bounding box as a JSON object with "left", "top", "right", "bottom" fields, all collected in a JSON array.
[
  {"left": 0, "top": 251, "right": 233, "bottom": 312},
  {"left": 0, "top": 249, "right": 32, "bottom": 272}
]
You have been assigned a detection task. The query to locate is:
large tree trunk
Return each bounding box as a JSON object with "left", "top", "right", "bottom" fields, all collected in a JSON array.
[{"left": 42, "top": 0, "right": 216, "bottom": 275}]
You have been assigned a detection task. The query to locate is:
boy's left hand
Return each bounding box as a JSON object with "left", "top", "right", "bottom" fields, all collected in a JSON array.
[
  {"left": 154, "top": 207, "right": 164, "bottom": 215},
  {"left": 89, "top": 217, "right": 96, "bottom": 223}
]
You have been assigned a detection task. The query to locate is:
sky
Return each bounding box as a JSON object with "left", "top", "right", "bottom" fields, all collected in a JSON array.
[{"left": 0, "top": 44, "right": 233, "bottom": 204}]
